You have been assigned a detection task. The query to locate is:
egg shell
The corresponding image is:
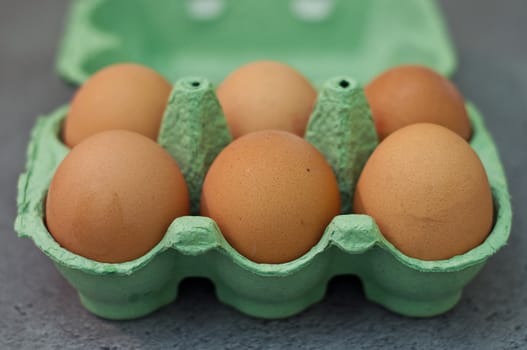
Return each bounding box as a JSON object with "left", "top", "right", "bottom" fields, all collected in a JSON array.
[
  {"left": 15, "top": 78, "right": 510, "bottom": 320},
  {"left": 63, "top": 63, "right": 172, "bottom": 147},
  {"left": 45, "top": 130, "right": 190, "bottom": 263},
  {"left": 365, "top": 65, "right": 472, "bottom": 141},
  {"left": 353, "top": 123, "right": 494, "bottom": 260},
  {"left": 216, "top": 61, "right": 317, "bottom": 138},
  {"left": 200, "top": 130, "right": 341, "bottom": 264}
]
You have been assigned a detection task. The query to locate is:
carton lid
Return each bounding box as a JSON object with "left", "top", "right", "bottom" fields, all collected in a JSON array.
[{"left": 57, "top": 0, "right": 456, "bottom": 84}]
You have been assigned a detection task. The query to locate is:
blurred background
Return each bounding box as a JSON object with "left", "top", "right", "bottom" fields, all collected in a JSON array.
[{"left": 1, "top": 1, "right": 526, "bottom": 349}]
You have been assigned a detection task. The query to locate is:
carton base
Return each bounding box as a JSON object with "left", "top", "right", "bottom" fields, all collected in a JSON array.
[
  {"left": 78, "top": 284, "right": 178, "bottom": 320},
  {"left": 363, "top": 281, "right": 462, "bottom": 318},
  {"left": 216, "top": 282, "right": 327, "bottom": 319}
]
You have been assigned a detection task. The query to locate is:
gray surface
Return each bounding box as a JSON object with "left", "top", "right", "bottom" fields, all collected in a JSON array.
[{"left": 1, "top": 0, "right": 526, "bottom": 349}]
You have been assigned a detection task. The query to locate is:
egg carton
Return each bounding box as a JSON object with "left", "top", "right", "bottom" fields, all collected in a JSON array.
[
  {"left": 56, "top": 0, "right": 456, "bottom": 85},
  {"left": 15, "top": 76, "right": 511, "bottom": 320}
]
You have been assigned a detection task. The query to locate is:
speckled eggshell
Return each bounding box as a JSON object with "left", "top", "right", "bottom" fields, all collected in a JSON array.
[
  {"left": 200, "top": 130, "right": 341, "bottom": 264},
  {"left": 353, "top": 123, "right": 493, "bottom": 261},
  {"left": 365, "top": 65, "right": 472, "bottom": 141},
  {"left": 63, "top": 63, "right": 172, "bottom": 147},
  {"left": 216, "top": 60, "right": 317, "bottom": 139},
  {"left": 45, "top": 130, "right": 190, "bottom": 263}
]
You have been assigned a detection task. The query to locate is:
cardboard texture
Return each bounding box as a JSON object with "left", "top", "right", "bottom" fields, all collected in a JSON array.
[{"left": 15, "top": 79, "right": 511, "bottom": 320}]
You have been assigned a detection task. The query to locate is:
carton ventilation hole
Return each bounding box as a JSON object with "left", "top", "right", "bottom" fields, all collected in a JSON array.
[
  {"left": 339, "top": 80, "right": 350, "bottom": 88},
  {"left": 291, "top": 0, "right": 335, "bottom": 22},
  {"left": 186, "top": 0, "right": 224, "bottom": 21},
  {"left": 191, "top": 81, "right": 201, "bottom": 87}
]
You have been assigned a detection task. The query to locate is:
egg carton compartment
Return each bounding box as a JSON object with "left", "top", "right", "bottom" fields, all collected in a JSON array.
[
  {"left": 15, "top": 77, "right": 511, "bottom": 320},
  {"left": 57, "top": 0, "right": 456, "bottom": 85}
]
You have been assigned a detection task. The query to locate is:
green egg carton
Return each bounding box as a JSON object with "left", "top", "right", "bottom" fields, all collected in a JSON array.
[
  {"left": 15, "top": 77, "right": 511, "bottom": 320},
  {"left": 56, "top": 0, "right": 456, "bottom": 85}
]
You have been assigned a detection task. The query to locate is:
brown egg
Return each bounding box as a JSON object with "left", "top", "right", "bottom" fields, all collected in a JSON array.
[
  {"left": 201, "top": 130, "right": 340, "bottom": 263},
  {"left": 63, "top": 63, "right": 172, "bottom": 147},
  {"left": 46, "top": 130, "right": 190, "bottom": 263},
  {"left": 353, "top": 123, "right": 493, "bottom": 261},
  {"left": 365, "top": 65, "right": 471, "bottom": 141},
  {"left": 216, "top": 60, "right": 317, "bottom": 139}
]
